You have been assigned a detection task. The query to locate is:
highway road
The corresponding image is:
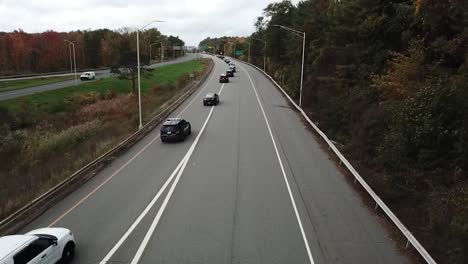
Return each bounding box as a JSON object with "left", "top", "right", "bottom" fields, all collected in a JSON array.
[
  {"left": 20, "top": 54, "right": 406, "bottom": 264},
  {"left": 0, "top": 54, "right": 197, "bottom": 101}
]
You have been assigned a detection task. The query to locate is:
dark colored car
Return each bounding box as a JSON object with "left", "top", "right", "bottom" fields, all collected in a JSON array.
[
  {"left": 203, "top": 93, "right": 219, "bottom": 106},
  {"left": 219, "top": 74, "right": 229, "bottom": 83},
  {"left": 226, "top": 70, "right": 234, "bottom": 77},
  {"left": 160, "top": 118, "right": 191, "bottom": 142}
]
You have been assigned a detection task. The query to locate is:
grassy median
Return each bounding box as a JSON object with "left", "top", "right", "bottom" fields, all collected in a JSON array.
[
  {"left": 0, "top": 58, "right": 211, "bottom": 220},
  {"left": 0, "top": 75, "right": 76, "bottom": 93},
  {"left": 0, "top": 60, "right": 206, "bottom": 113}
]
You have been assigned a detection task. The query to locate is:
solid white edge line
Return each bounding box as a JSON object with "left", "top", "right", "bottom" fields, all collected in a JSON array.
[
  {"left": 240, "top": 65, "right": 315, "bottom": 264},
  {"left": 130, "top": 83, "right": 225, "bottom": 264}
]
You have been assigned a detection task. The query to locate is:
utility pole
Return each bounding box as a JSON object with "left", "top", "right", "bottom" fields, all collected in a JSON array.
[
  {"left": 273, "top": 24, "right": 306, "bottom": 107},
  {"left": 64, "top": 40, "right": 77, "bottom": 86}
]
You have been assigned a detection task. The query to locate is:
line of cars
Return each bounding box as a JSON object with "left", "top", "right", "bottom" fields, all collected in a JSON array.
[
  {"left": 218, "top": 56, "right": 236, "bottom": 83},
  {"left": 159, "top": 92, "right": 220, "bottom": 142},
  {"left": 160, "top": 55, "right": 229, "bottom": 143}
]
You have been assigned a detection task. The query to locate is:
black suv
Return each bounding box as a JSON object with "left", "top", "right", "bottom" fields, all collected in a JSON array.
[
  {"left": 226, "top": 69, "right": 234, "bottom": 77},
  {"left": 203, "top": 93, "right": 219, "bottom": 106},
  {"left": 160, "top": 118, "right": 191, "bottom": 142},
  {"left": 219, "top": 74, "right": 229, "bottom": 83}
]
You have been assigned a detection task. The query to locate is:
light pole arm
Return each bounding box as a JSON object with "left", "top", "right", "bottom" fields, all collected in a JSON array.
[
  {"left": 273, "top": 24, "right": 305, "bottom": 37},
  {"left": 272, "top": 24, "right": 306, "bottom": 106},
  {"left": 139, "top": 20, "right": 164, "bottom": 30}
]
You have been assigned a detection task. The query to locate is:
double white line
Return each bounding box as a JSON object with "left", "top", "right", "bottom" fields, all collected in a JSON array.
[{"left": 100, "top": 83, "right": 225, "bottom": 264}]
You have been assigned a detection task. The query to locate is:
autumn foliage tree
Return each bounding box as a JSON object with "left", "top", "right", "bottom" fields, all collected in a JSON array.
[{"left": 0, "top": 28, "right": 182, "bottom": 76}]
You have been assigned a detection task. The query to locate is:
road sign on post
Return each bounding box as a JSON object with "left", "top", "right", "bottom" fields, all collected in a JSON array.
[{"left": 235, "top": 50, "right": 244, "bottom": 56}]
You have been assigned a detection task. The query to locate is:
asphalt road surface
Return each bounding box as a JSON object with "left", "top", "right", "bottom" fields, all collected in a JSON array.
[
  {"left": 20, "top": 54, "right": 406, "bottom": 264},
  {"left": 0, "top": 54, "right": 197, "bottom": 101}
]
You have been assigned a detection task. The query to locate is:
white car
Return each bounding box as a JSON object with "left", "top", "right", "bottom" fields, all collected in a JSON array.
[
  {"left": 79, "top": 71, "right": 95, "bottom": 80},
  {"left": 0, "top": 228, "right": 76, "bottom": 264}
]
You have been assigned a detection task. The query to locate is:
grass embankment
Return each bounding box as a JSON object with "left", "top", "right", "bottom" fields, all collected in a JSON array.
[
  {"left": 0, "top": 58, "right": 210, "bottom": 220},
  {"left": 0, "top": 60, "right": 205, "bottom": 113},
  {"left": 0, "top": 75, "right": 76, "bottom": 92}
]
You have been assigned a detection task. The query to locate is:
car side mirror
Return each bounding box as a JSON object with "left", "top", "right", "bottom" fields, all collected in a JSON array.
[{"left": 49, "top": 238, "right": 58, "bottom": 246}]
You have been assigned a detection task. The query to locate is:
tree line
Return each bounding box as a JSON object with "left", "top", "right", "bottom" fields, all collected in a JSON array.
[
  {"left": 201, "top": 0, "right": 467, "bottom": 263},
  {"left": 0, "top": 28, "right": 185, "bottom": 76}
]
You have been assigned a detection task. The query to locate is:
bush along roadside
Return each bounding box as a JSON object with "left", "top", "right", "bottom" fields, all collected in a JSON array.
[{"left": 0, "top": 58, "right": 211, "bottom": 220}]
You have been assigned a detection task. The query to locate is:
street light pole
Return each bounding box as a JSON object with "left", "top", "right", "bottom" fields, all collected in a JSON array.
[
  {"left": 149, "top": 42, "right": 161, "bottom": 65},
  {"left": 160, "top": 42, "right": 164, "bottom": 63},
  {"left": 64, "top": 40, "right": 77, "bottom": 86},
  {"left": 67, "top": 44, "right": 72, "bottom": 73},
  {"left": 251, "top": 37, "right": 267, "bottom": 72},
  {"left": 273, "top": 24, "right": 306, "bottom": 107},
  {"left": 248, "top": 42, "right": 251, "bottom": 63},
  {"left": 300, "top": 32, "right": 305, "bottom": 107},
  {"left": 136, "top": 20, "right": 164, "bottom": 129}
]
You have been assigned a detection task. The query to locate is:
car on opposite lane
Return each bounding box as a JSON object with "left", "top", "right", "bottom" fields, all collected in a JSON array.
[
  {"left": 219, "top": 74, "right": 229, "bottom": 83},
  {"left": 79, "top": 71, "right": 95, "bottom": 80},
  {"left": 203, "top": 93, "right": 219, "bottom": 106},
  {"left": 0, "top": 227, "right": 76, "bottom": 264},
  {"left": 160, "top": 118, "right": 191, "bottom": 142}
]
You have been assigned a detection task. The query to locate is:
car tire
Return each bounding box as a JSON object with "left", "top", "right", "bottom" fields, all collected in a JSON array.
[
  {"left": 61, "top": 242, "right": 75, "bottom": 263},
  {"left": 93, "top": 76, "right": 95, "bottom": 80},
  {"left": 188, "top": 124, "right": 192, "bottom": 135}
]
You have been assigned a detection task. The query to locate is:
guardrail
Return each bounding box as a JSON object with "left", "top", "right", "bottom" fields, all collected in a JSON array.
[
  {"left": 234, "top": 58, "right": 437, "bottom": 264},
  {"left": 0, "top": 58, "right": 214, "bottom": 235}
]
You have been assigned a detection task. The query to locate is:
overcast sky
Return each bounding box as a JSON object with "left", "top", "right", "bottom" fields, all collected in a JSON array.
[{"left": 0, "top": 0, "right": 299, "bottom": 46}]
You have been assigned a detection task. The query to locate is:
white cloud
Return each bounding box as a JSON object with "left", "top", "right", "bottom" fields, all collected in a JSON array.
[{"left": 0, "top": 0, "right": 299, "bottom": 46}]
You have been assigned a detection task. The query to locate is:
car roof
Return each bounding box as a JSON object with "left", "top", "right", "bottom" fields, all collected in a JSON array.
[
  {"left": 163, "top": 118, "right": 184, "bottom": 126},
  {"left": 220, "top": 74, "right": 226, "bottom": 76},
  {"left": 0, "top": 235, "right": 36, "bottom": 261},
  {"left": 205, "top": 93, "right": 216, "bottom": 97}
]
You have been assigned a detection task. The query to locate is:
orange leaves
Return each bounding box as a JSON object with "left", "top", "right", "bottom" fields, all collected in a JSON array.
[{"left": 372, "top": 45, "right": 425, "bottom": 100}]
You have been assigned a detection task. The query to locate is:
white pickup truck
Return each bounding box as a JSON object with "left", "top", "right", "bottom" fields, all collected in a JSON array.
[{"left": 79, "top": 71, "right": 95, "bottom": 80}]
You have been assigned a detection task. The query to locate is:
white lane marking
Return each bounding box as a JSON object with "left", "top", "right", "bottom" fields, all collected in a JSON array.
[
  {"left": 49, "top": 62, "right": 219, "bottom": 227},
  {"left": 99, "top": 82, "right": 225, "bottom": 263},
  {"left": 130, "top": 83, "right": 225, "bottom": 264},
  {"left": 240, "top": 65, "right": 316, "bottom": 264},
  {"left": 98, "top": 155, "right": 187, "bottom": 264}
]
